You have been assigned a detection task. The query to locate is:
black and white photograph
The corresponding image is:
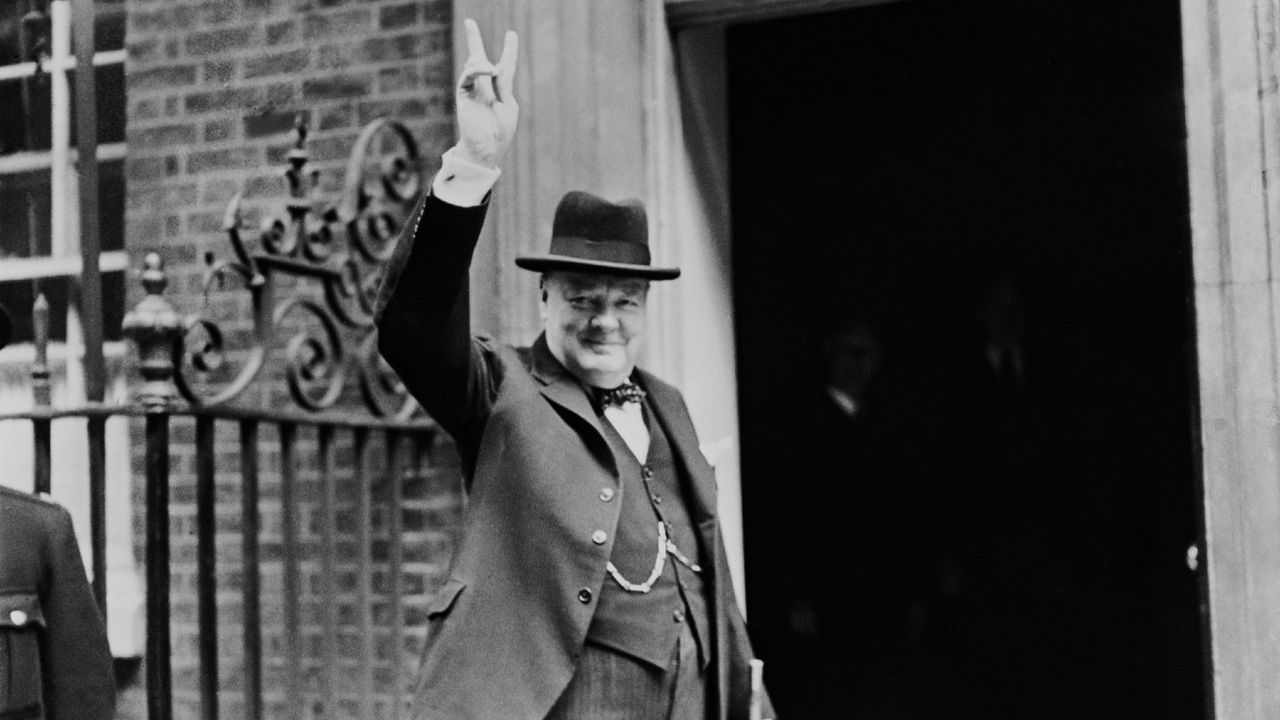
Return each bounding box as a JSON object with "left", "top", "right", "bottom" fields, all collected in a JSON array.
[{"left": 0, "top": 0, "right": 1264, "bottom": 718}]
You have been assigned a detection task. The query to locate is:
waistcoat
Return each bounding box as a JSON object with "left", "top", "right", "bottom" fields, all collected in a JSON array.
[{"left": 585, "top": 401, "right": 709, "bottom": 669}]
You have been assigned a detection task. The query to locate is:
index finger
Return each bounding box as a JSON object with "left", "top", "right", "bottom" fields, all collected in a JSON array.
[{"left": 463, "top": 18, "right": 490, "bottom": 64}]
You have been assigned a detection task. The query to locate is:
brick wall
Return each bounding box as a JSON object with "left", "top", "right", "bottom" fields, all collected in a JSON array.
[{"left": 120, "top": 1, "right": 460, "bottom": 717}]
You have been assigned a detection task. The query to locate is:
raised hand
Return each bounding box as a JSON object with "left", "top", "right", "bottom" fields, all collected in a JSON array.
[{"left": 455, "top": 18, "right": 519, "bottom": 168}]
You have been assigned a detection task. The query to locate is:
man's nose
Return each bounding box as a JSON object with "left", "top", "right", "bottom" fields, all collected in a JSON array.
[{"left": 588, "top": 308, "right": 619, "bottom": 331}]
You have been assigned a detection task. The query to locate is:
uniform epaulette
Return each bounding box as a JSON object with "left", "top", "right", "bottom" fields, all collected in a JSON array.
[{"left": 0, "top": 483, "right": 63, "bottom": 508}]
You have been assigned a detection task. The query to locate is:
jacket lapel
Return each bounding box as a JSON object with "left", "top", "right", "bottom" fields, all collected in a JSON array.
[
  {"left": 637, "top": 370, "right": 718, "bottom": 524},
  {"left": 529, "top": 334, "right": 618, "bottom": 477}
]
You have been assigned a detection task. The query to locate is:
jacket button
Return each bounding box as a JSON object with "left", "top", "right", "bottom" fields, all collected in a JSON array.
[
  {"left": 9, "top": 610, "right": 27, "bottom": 625},
  {"left": 578, "top": 588, "right": 593, "bottom": 604},
  {"left": 599, "top": 488, "right": 615, "bottom": 502},
  {"left": 591, "top": 530, "right": 608, "bottom": 545},
  {"left": 673, "top": 609, "right": 685, "bottom": 623}
]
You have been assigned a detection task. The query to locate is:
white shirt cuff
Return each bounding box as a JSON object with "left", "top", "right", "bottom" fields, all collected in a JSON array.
[{"left": 431, "top": 146, "right": 502, "bottom": 207}]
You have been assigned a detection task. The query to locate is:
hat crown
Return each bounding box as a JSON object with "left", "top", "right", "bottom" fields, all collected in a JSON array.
[
  {"left": 551, "top": 191, "right": 648, "bottom": 247},
  {"left": 515, "top": 191, "right": 679, "bottom": 280}
]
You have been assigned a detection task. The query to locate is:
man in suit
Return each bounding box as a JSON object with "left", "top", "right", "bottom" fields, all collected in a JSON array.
[
  {"left": 0, "top": 302, "right": 116, "bottom": 719},
  {"left": 376, "top": 20, "right": 773, "bottom": 720}
]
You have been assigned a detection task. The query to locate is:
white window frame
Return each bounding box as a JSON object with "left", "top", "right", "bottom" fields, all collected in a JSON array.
[
  {"left": 0, "top": 0, "right": 141, "bottom": 658},
  {"left": 0, "top": 0, "right": 128, "bottom": 306}
]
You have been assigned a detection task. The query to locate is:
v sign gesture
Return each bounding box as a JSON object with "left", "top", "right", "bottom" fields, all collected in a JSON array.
[{"left": 455, "top": 19, "right": 519, "bottom": 168}]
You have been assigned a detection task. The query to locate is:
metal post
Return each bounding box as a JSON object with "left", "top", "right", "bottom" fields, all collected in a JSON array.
[
  {"left": 30, "top": 294, "right": 51, "bottom": 496},
  {"left": 71, "top": 0, "right": 103, "bottom": 405},
  {"left": 143, "top": 411, "right": 172, "bottom": 720},
  {"left": 239, "top": 420, "right": 264, "bottom": 720},
  {"left": 278, "top": 421, "right": 303, "bottom": 720},
  {"left": 387, "top": 431, "right": 405, "bottom": 717},
  {"left": 195, "top": 416, "right": 219, "bottom": 720},
  {"left": 123, "top": 253, "right": 182, "bottom": 720}
]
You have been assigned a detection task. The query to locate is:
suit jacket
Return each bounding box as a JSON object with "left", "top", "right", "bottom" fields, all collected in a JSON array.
[
  {"left": 376, "top": 193, "right": 770, "bottom": 720},
  {"left": 0, "top": 485, "right": 115, "bottom": 720}
]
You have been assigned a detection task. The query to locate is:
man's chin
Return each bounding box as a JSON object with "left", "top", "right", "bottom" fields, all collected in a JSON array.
[{"left": 569, "top": 359, "right": 631, "bottom": 387}]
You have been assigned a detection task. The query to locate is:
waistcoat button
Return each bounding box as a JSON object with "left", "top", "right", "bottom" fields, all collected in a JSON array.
[
  {"left": 591, "top": 530, "right": 608, "bottom": 545},
  {"left": 578, "top": 588, "right": 593, "bottom": 604},
  {"left": 599, "top": 488, "right": 615, "bottom": 502},
  {"left": 642, "top": 466, "right": 654, "bottom": 479},
  {"left": 673, "top": 609, "right": 685, "bottom": 623}
]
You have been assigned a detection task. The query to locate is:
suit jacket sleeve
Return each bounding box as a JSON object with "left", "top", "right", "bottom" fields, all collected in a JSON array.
[
  {"left": 375, "top": 190, "right": 501, "bottom": 447},
  {"left": 40, "top": 505, "right": 115, "bottom": 719}
]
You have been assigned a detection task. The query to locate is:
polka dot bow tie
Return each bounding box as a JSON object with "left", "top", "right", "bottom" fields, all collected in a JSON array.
[{"left": 593, "top": 382, "right": 647, "bottom": 408}]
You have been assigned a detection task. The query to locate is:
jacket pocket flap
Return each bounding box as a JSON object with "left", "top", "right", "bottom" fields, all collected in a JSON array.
[
  {"left": 426, "top": 579, "right": 465, "bottom": 619},
  {"left": 0, "top": 592, "right": 45, "bottom": 629}
]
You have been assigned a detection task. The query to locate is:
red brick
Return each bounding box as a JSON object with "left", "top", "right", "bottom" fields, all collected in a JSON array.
[
  {"left": 202, "top": 60, "right": 238, "bottom": 84},
  {"left": 303, "top": 9, "right": 373, "bottom": 40},
  {"left": 379, "top": 3, "right": 417, "bottom": 30},
  {"left": 126, "top": 156, "right": 169, "bottom": 182},
  {"left": 187, "top": 147, "right": 263, "bottom": 173},
  {"left": 125, "top": 39, "right": 164, "bottom": 64},
  {"left": 316, "top": 103, "right": 354, "bottom": 131},
  {"left": 265, "top": 19, "right": 298, "bottom": 45},
  {"left": 357, "top": 33, "right": 424, "bottom": 63},
  {"left": 130, "top": 64, "right": 199, "bottom": 91},
  {"left": 244, "top": 49, "right": 311, "bottom": 80},
  {"left": 302, "top": 73, "right": 373, "bottom": 101},
  {"left": 129, "top": 123, "right": 199, "bottom": 148},
  {"left": 199, "top": 0, "right": 240, "bottom": 25},
  {"left": 422, "top": 0, "right": 449, "bottom": 22},
  {"left": 184, "top": 87, "right": 263, "bottom": 115},
  {"left": 204, "top": 117, "right": 237, "bottom": 142},
  {"left": 244, "top": 109, "right": 310, "bottom": 139},
  {"left": 357, "top": 96, "right": 434, "bottom": 126},
  {"left": 377, "top": 65, "right": 419, "bottom": 93},
  {"left": 186, "top": 25, "right": 258, "bottom": 56}
]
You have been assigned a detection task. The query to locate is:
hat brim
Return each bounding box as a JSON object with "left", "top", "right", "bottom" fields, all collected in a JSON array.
[{"left": 515, "top": 255, "right": 680, "bottom": 280}]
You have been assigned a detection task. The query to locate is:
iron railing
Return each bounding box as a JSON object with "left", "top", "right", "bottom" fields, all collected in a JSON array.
[{"left": 0, "top": 118, "right": 443, "bottom": 720}]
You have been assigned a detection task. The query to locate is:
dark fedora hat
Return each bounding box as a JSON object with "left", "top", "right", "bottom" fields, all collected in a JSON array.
[
  {"left": 0, "top": 302, "right": 10, "bottom": 351},
  {"left": 515, "top": 191, "right": 680, "bottom": 280}
]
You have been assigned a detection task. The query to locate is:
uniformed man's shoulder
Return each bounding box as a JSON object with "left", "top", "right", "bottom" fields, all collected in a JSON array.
[{"left": 0, "top": 484, "right": 66, "bottom": 520}]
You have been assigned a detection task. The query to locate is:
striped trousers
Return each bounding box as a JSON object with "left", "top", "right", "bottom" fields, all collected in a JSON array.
[{"left": 544, "top": 623, "right": 707, "bottom": 720}]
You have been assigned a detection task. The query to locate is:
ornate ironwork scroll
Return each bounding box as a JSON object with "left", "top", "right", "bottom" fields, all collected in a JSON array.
[{"left": 170, "top": 117, "right": 425, "bottom": 418}]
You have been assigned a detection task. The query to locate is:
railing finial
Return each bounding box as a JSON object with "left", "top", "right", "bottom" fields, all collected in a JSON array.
[
  {"left": 123, "top": 253, "right": 183, "bottom": 411},
  {"left": 31, "top": 293, "right": 51, "bottom": 407}
]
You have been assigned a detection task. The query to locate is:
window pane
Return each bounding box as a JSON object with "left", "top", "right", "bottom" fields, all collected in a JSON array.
[
  {"left": 0, "top": 74, "right": 51, "bottom": 153},
  {"left": 94, "top": 2, "right": 126, "bottom": 53},
  {"left": 99, "top": 160, "right": 122, "bottom": 252},
  {"left": 0, "top": 159, "right": 121, "bottom": 258},
  {"left": 0, "top": 3, "right": 25, "bottom": 65},
  {"left": 66, "top": 3, "right": 127, "bottom": 55},
  {"left": 66, "top": 63, "right": 125, "bottom": 147},
  {"left": 0, "top": 270, "right": 125, "bottom": 345},
  {"left": 0, "top": 170, "right": 50, "bottom": 259}
]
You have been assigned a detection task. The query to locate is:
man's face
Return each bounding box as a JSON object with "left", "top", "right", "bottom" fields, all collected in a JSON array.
[
  {"left": 825, "top": 325, "right": 882, "bottom": 398},
  {"left": 541, "top": 271, "right": 649, "bottom": 389}
]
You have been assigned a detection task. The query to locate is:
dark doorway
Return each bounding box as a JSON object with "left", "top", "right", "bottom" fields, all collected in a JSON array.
[{"left": 728, "top": 1, "right": 1205, "bottom": 718}]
